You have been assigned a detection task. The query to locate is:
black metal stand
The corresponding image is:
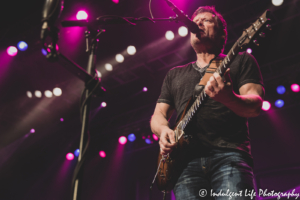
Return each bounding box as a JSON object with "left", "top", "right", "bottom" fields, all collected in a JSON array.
[
  {"left": 42, "top": 13, "right": 186, "bottom": 200},
  {"left": 70, "top": 29, "right": 103, "bottom": 200}
]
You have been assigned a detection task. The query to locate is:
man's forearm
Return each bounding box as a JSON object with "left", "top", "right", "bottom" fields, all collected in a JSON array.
[
  {"left": 150, "top": 113, "right": 170, "bottom": 138},
  {"left": 223, "top": 93, "right": 263, "bottom": 118}
]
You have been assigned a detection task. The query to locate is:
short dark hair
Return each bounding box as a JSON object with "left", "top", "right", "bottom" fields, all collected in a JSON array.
[{"left": 192, "top": 6, "right": 227, "bottom": 53}]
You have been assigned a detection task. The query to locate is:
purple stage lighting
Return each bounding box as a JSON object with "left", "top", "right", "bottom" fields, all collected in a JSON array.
[
  {"left": 7, "top": 46, "right": 18, "bottom": 56},
  {"left": 99, "top": 151, "right": 106, "bottom": 158},
  {"left": 60, "top": 118, "right": 64, "bottom": 122},
  {"left": 101, "top": 102, "right": 107, "bottom": 107},
  {"left": 275, "top": 99, "right": 284, "bottom": 108},
  {"left": 66, "top": 153, "right": 74, "bottom": 160},
  {"left": 291, "top": 84, "right": 300, "bottom": 92},
  {"left": 112, "top": 0, "right": 119, "bottom": 3},
  {"left": 277, "top": 85, "right": 286, "bottom": 94},
  {"left": 119, "top": 136, "right": 127, "bottom": 145},
  {"left": 262, "top": 101, "right": 271, "bottom": 111},
  {"left": 76, "top": 11, "right": 88, "bottom": 20},
  {"left": 128, "top": 133, "right": 136, "bottom": 142},
  {"left": 74, "top": 149, "right": 80, "bottom": 157},
  {"left": 143, "top": 87, "right": 148, "bottom": 92},
  {"left": 246, "top": 48, "right": 252, "bottom": 54},
  {"left": 145, "top": 138, "right": 152, "bottom": 144},
  {"left": 41, "top": 48, "right": 47, "bottom": 56},
  {"left": 30, "top": 129, "right": 35, "bottom": 133},
  {"left": 17, "top": 41, "right": 28, "bottom": 51}
]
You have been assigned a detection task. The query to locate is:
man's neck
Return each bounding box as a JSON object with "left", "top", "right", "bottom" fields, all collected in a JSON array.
[{"left": 196, "top": 52, "right": 216, "bottom": 68}]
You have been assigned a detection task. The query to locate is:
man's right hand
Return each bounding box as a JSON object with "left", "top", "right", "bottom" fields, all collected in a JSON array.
[{"left": 159, "top": 127, "right": 177, "bottom": 155}]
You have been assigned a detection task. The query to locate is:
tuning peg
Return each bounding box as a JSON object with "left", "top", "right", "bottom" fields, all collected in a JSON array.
[
  {"left": 266, "top": 24, "right": 272, "bottom": 30},
  {"left": 253, "top": 40, "right": 259, "bottom": 46},
  {"left": 259, "top": 32, "right": 265, "bottom": 38}
]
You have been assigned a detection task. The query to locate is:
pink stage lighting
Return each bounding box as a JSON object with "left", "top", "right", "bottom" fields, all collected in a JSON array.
[
  {"left": 76, "top": 11, "right": 88, "bottom": 20},
  {"left": 262, "top": 101, "right": 271, "bottom": 111},
  {"left": 143, "top": 87, "right": 148, "bottom": 92},
  {"left": 99, "top": 151, "right": 106, "bottom": 158},
  {"left": 66, "top": 153, "right": 74, "bottom": 160},
  {"left": 291, "top": 84, "right": 300, "bottom": 92},
  {"left": 101, "top": 102, "right": 107, "bottom": 107},
  {"left": 7, "top": 46, "right": 18, "bottom": 56},
  {"left": 119, "top": 136, "right": 127, "bottom": 145},
  {"left": 152, "top": 134, "right": 159, "bottom": 141},
  {"left": 112, "top": 0, "right": 119, "bottom": 4}
]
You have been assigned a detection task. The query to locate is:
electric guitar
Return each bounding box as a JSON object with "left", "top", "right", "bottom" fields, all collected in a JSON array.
[{"left": 155, "top": 10, "right": 271, "bottom": 193}]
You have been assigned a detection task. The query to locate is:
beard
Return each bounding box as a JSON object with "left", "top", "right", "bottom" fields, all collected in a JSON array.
[{"left": 191, "top": 33, "right": 222, "bottom": 54}]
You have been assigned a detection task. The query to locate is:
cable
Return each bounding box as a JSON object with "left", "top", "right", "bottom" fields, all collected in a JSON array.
[{"left": 149, "top": 0, "right": 154, "bottom": 19}]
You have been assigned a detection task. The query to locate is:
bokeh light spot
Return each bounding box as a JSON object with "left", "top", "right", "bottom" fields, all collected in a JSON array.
[
  {"left": 76, "top": 11, "right": 88, "bottom": 20},
  {"left": 119, "top": 136, "right": 127, "bottom": 145},
  {"left": 7, "top": 46, "right": 18, "bottom": 56}
]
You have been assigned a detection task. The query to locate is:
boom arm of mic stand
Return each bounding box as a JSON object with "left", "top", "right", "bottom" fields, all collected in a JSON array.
[
  {"left": 61, "top": 16, "right": 180, "bottom": 27},
  {"left": 58, "top": 53, "right": 105, "bottom": 97}
]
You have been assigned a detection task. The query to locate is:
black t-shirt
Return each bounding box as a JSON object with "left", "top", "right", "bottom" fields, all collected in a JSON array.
[{"left": 157, "top": 52, "right": 264, "bottom": 155}]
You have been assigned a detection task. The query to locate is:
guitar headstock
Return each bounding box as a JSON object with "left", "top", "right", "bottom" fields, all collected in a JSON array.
[{"left": 238, "top": 10, "right": 271, "bottom": 49}]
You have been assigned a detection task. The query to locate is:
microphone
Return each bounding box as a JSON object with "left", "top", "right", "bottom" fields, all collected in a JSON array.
[
  {"left": 164, "top": 0, "right": 200, "bottom": 34},
  {"left": 41, "top": 0, "right": 64, "bottom": 61}
]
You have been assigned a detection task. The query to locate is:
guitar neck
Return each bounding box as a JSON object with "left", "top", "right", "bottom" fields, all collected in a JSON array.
[{"left": 176, "top": 41, "right": 242, "bottom": 140}]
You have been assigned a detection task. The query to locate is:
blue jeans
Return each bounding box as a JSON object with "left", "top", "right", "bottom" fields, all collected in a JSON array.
[{"left": 173, "top": 148, "right": 255, "bottom": 200}]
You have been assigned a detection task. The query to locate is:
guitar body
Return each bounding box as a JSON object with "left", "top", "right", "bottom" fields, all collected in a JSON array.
[{"left": 156, "top": 129, "right": 193, "bottom": 192}]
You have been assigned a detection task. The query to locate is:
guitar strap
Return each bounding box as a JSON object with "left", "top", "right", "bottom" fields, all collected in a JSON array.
[{"left": 178, "top": 57, "right": 224, "bottom": 124}]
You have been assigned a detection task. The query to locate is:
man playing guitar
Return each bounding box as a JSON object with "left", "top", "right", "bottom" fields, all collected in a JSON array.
[{"left": 150, "top": 6, "right": 264, "bottom": 200}]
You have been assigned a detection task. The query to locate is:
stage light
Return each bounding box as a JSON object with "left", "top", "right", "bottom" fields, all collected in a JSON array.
[
  {"left": 246, "top": 48, "right": 252, "bottom": 54},
  {"left": 152, "top": 134, "right": 159, "bottom": 141},
  {"left": 165, "top": 31, "right": 175, "bottom": 40},
  {"left": 76, "top": 11, "right": 88, "bottom": 20},
  {"left": 27, "top": 91, "right": 32, "bottom": 98},
  {"left": 277, "top": 85, "right": 286, "bottom": 94},
  {"left": 272, "top": 0, "right": 284, "bottom": 6},
  {"left": 101, "top": 102, "right": 107, "bottom": 107},
  {"left": 17, "top": 41, "right": 28, "bottom": 51},
  {"left": 30, "top": 129, "right": 35, "bottom": 133},
  {"left": 275, "top": 99, "right": 284, "bottom": 108},
  {"left": 35, "top": 90, "right": 42, "bottom": 98},
  {"left": 119, "top": 136, "right": 127, "bottom": 145},
  {"left": 178, "top": 26, "right": 188, "bottom": 37},
  {"left": 143, "top": 87, "right": 148, "bottom": 92},
  {"left": 96, "top": 70, "right": 102, "bottom": 78},
  {"left": 41, "top": 48, "right": 47, "bottom": 56},
  {"left": 99, "top": 151, "right": 106, "bottom": 158},
  {"left": 112, "top": 0, "right": 119, "bottom": 4},
  {"left": 44, "top": 90, "right": 53, "bottom": 98},
  {"left": 60, "top": 118, "right": 64, "bottom": 122},
  {"left": 262, "top": 101, "right": 271, "bottom": 111},
  {"left": 291, "top": 84, "right": 300, "bottom": 92},
  {"left": 128, "top": 133, "right": 136, "bottom": 142},
  {"left": 145, "top": 138, "right": 152, "bottom": 144},
  {"left": 53, "top": 87, "right": 62, "bottom": 96},
  {"left": 7, "top": 46, "right": 18, "bottom": 56},
  {"left": 66, "top": 153, "right": 74, "bottom": 160},
  {"left": 127, "top": 45, "right": 136, "bottom": 55},
  {"left": 105, "top": 63, "right": 113, "bottom": 71},
  {"left": 74, "top": 149, "right": 80, "bottom": 157},
  {"left": 115, "top": 54, "right": 124, "bottom": 63}
]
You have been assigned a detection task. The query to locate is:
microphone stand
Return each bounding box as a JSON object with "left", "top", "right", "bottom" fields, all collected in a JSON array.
[{"left": 44, "top": 14, "right": 187, "bottom": 200}]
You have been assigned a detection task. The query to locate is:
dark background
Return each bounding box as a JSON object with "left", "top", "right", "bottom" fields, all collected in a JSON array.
[{"left": 0, "top": 0, "right": 300, "bottom": 199}]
